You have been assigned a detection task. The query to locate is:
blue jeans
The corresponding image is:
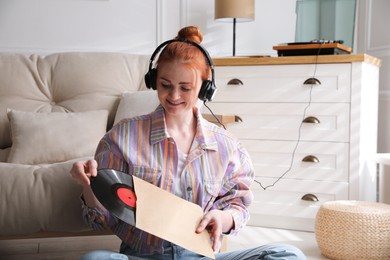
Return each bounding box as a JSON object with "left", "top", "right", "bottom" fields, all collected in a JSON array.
[{"left": 80, "top": 243, "right": 306, "bottom": 260}]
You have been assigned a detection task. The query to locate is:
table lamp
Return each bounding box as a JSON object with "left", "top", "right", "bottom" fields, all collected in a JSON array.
[{"left": 215, "top": 0, "right": 255, "bottom": 56}]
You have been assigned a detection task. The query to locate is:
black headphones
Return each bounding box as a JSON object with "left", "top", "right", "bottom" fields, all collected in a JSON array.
[{"left": 144, "top": 39, "right": 217, "bottom": 102}]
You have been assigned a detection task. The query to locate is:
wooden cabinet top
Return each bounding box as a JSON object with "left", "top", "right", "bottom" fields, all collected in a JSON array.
[{"left": 212, "top": 54, "right": 381, "bottom": 67}]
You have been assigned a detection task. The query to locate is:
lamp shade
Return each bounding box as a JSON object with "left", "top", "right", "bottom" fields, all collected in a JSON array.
[{"left": 215, "top": 0, "right": 255, "bottom": 22}]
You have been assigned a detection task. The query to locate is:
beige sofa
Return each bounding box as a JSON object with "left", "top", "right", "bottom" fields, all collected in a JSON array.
[{"left": 0, "top": 52, "right": 160, "bottom": 238}]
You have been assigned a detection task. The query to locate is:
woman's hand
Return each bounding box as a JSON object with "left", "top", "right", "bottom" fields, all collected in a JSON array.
[
  {"left": 70, "top": 159, "right": 98, "bottom": 187},
  {"left": 196, "top": 209, "right": 234, "bottom": 252},
  {"left": 69, "top": 159, "right": 102, "bottom": 207}
]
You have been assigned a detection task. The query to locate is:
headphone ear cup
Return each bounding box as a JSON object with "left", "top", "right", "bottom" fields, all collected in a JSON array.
[
  {"left": 198, "top": 81, "right": 208, "bottom": 101},
  {"left": 198, "top": 80, "right": 216, "bottom": 102},
  {"left": 144, "top": 71, "right": 151, "bottom": 89},
  {"left": 145, "top": 68, "right": 157, "bottom": 90}
]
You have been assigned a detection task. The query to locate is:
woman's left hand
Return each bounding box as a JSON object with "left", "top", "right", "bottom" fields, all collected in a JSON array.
[{"left": 196, "top": 209, "right": 233, "bottom": 252}]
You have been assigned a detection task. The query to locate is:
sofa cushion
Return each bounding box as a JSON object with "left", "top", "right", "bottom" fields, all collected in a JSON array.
[
  {"left": 0, "top": 148, "right": 10, "bottom": 163},
  {"left": 114, "top": 91, "right": 160, "bottom": 124},
  {"left": 7, "top": 109, "right": 108, "bottom": 165},
  {"left": 0, "top": 52, "right": 150, "bottom": 149},
  {"left": 0, "top": 158, "right": 93, "bottom": 236}
]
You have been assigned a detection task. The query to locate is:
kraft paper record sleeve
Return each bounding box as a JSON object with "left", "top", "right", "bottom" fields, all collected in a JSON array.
[{"left": 91, "top": 169, "right": 215, "bottom": 259}]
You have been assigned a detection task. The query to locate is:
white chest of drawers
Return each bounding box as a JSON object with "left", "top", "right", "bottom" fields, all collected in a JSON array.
[{"left": 210, "top": 54, "right": 381, "bottom": 231}]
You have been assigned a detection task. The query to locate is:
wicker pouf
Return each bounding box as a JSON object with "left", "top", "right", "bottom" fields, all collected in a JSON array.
[{"left": 315, "top": 200, "right": 390, "bottom": 260}]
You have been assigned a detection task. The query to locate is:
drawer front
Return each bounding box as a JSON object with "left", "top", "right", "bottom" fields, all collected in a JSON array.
[
  {"left": 241, "top": 140, "right": 349, "bottom": 182},
  {"left": 206, "top": 102, "right": 350, "bottom": 142},
  {"left": 214, "top": 63, "right": 351, "bottom": 103},
  {"left": 248, "top": 179, "right": 349, "bottom": 231}
]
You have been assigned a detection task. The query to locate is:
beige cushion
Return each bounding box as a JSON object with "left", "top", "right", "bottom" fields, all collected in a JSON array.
[
  {"left": 7, "top": 109, "right": 108, "bottom": 165},
  {"left": 0, "top": 148, "right": 10, "bottom": 162},
  {"left": 114, "top": 91, "right": 160, "bottom": 124},
  {"left": 0, "top": 52, "right": 150, "bottom": 149},
  {"left": 0, "top": 157, "right": 93, "bottom": 235}
]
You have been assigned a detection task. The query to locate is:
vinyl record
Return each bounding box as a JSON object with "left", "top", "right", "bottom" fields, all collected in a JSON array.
[{"left": 90, "top": 168, "right": 136, "bottom": 226}]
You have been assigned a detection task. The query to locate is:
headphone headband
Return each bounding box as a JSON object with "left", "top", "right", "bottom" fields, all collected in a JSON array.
[
  {"left": 144, "top": 39, "right": 217, "bottom": 102},
  {"left": 147, "top": 39, "right": 214, "bottom": 71}
]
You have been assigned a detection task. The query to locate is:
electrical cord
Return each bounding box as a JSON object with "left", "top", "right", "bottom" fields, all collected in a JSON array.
[
  {"left": 203, "top": 100, "right": 226, "bottom": 130},
  {"left": 202, "top": 44, "right": 323, "bottom": 190},
  {"left": 255, "top": 43, "right": 323, "bottom": 190}
]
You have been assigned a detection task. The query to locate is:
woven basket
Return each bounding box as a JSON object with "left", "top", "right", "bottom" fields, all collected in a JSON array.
[{"left": 315, "top": 200, "right": 390, "bottom": 260}]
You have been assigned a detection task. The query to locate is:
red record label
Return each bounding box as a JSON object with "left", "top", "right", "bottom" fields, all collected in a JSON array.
[
  {"left": 117, "top": 187, "right": 137, "bottom": 208},
  {"left": 92, "top": 169, "right": 137, "bottom": 226}
]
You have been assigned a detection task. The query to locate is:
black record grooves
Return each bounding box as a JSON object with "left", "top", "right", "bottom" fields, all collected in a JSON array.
[{"left": 90, "top": 169, "right": 136, "bottom": 226}]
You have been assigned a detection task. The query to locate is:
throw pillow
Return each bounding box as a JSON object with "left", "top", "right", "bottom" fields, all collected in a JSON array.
[
  {"left": 0, "top": 148, "right": 10, "bottom": 163},
  {"left": 7, "top": 109, "right": 108, "bottom": 165},
  {"left": 114, "top": 91, "right": 160, "bottom": 124}
]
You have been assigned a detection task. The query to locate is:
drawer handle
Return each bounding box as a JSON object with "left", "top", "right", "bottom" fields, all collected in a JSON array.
[
  {"left": 303, "top": 78, "right": 321, "bottom": 85},
  {"left": 301, "top": 193, "right": 319, "bottom": 202},
  {"left": 227, "top": 78, "right": 243, "bottom": 85},
  {"left": 302, "top": 155, "right": 320, "bottom": 163},
  {"left": 235, "top": 115, "right": 243, "bottom": 122},
  {"left": 302, "top": 116, "right": 320, "bottom": 124}
]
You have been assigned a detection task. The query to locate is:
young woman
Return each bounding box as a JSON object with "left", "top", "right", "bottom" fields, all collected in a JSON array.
[{"left": 70, "top": 26, "right": 306, "bottom": 260}]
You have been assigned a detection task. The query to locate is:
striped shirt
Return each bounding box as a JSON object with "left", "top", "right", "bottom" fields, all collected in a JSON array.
[{"left": 82, "top": 105, "right": 255, "bottom": 254}]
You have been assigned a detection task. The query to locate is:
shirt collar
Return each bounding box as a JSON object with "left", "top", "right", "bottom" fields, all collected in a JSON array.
[
  {"left": 194, "top": 107, "right": 219, "bottom": 151},
  {"left": 150, "top": 105, "right": 170, "bottom": 144}
]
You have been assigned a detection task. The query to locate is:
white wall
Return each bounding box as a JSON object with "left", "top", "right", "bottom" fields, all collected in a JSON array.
[
  {"left": 0, "top": 0, "right": 160, "bottom": 54},
  {"left": 0, "top": 0, "right": 296, "bottom": 56},
  {"left": 356, "top": 0, "right": 390, "bottom": 153}
]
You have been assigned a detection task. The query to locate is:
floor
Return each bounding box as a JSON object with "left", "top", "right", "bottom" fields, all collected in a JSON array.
[
  {"left": 227, "top": 226, "right": 328, "bottom": 260},
  {"left": 0, "top": 226, "right": 328, "bottom": 260}
]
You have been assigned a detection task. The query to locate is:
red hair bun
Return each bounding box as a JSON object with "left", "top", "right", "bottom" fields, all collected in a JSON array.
[{"left": 176, "top": 26, "right": 203, "bottom": 44}]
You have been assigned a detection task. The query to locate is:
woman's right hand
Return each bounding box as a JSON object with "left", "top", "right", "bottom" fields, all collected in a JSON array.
[{"left": 70, "top": 159, "right": 98, "bottom": 187}]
